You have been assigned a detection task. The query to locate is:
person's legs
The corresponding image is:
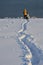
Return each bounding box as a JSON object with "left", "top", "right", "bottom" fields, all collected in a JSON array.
[
  {"left": 26, "top": 16, "right": 28, "bottom": 19},
  {"left": 24, "top": 15, "right": 28, "bottom": 19}
]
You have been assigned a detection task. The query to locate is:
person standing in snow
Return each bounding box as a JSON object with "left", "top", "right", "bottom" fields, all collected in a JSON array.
[{"left": 23, "top": 9, "right": 30, "bottom": 19}]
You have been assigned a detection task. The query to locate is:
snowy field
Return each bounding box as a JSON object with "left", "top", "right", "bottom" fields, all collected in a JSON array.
[{"left": 0, "top": 18, "right": 43, "bottom": 65}]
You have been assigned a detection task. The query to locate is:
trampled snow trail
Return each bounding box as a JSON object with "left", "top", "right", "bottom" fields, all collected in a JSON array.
[
  {"left": 18, "top": 19, "right": 32, "bottom": 65},
  {"left": 17, "top": 19, "right": 43, "bottom": 65}
]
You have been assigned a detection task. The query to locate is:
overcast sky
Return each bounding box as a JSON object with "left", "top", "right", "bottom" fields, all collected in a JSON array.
[{"left": 0, "top": 0, "right": 43, "bottom": 18}]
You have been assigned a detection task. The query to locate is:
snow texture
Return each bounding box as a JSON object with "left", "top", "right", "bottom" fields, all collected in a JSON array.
[{"left": 0, "top": 18, "right": 43, "bottom": 65}]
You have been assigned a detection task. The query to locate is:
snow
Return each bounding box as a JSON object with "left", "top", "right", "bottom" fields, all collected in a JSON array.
[
  {"left": 0, "top": 18, "right": 23, "bottom": 65},
  {"left": 0, "top": 18, "right": 43, "bottom": 65},
  {"left": 26, "top": 18, "right": 43, "bottom": 50}
]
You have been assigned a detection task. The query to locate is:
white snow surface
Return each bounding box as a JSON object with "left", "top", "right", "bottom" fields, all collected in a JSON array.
[
  {"left": 25, "top": 18, "right": 43, "bottom": 50},
  {"left": 0, "top": 18, "right": 23, "bottom": 65},
  {"left": 0, "top": 18, "right": 43, "bottom": 65}
]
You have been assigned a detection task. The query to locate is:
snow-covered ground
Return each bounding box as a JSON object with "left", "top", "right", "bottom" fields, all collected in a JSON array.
[
  {"left": 26, "top": 18, "right": 43, "bottom": 50},
  {"left": 0, "top": 18, "right": 43, "bottom": 65},
  {"left": 0, "top": 18, "right": 23, "bottom": 65}
]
